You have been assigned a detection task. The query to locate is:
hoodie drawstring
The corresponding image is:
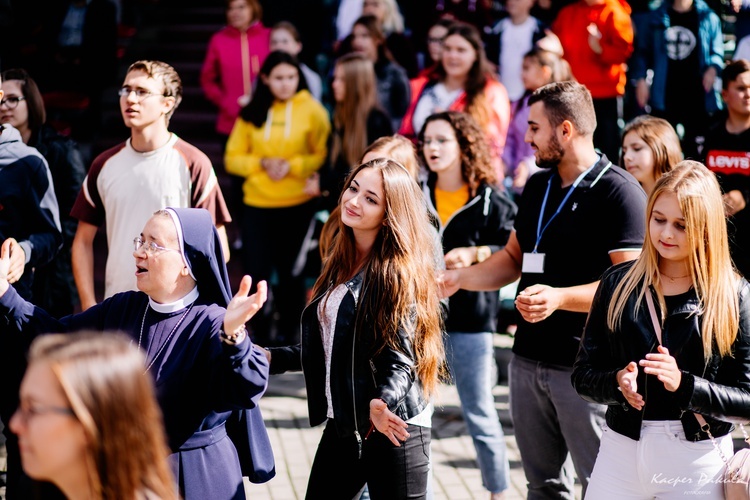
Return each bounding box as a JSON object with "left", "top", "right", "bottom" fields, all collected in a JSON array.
[{"left": 263, "top": 100, "right": 293, "bottom": 141}]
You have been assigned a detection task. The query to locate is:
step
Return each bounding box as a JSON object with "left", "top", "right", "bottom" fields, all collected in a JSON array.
[
  {"left": 154, "top": 6, "right": 226, "bottom": 24},
  {"left": 179, "top": 87, "right": 219, "bottom": 113},
  {"left": 154, "top": 24, "right": 223, "bottom": 43},
  {"left": 141, "top": 41, "right": 211, "bottom": 61}
]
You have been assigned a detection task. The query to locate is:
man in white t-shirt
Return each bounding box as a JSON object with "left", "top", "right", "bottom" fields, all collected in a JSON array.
[
  {"left": 71, "top": 60, "right": 231, "bottom": 309},
  {"left": 484, "top": 0, "right": 547, "bottom": 103}
]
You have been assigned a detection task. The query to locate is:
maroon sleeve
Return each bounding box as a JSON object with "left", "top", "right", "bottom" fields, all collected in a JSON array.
[
  {"left": 174, "top": 138, "right": 232, "bottom": 226},
  {"left": 69, "top": 143, "right": 126, "bottom": 226}
]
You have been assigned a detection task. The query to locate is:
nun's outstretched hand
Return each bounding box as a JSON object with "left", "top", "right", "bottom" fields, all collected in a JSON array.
[
  {"left": 224, "top": 276, "right": 268, "bottom": 336},
  {"left": 0, "top": 239, "right": 10, "bottom": 296}
]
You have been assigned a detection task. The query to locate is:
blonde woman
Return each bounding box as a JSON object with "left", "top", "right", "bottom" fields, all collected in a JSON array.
[
  {"left": 361, "top": 0, "right": 418, "bottom": 77},
  {"left": 573, "top": 161, "right": 750, "bottom": 498},
  {"left": 11, "top": 332, "right": 175, "bottom": 500},
  {"left": 306, "top": 53, "right": 392, "bottom": 211}
]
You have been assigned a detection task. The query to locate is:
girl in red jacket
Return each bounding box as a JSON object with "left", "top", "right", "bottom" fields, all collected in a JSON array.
[{"left": 399, "top": 22, "right": 510, "bottom": 184}]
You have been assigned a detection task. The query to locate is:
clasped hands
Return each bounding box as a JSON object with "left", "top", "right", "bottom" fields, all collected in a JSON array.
[
  {"left": 515, "top": 284, "right": 561, "bottom": 323},
  {"left": 261, "top": 157, "right": 290, "bottom": 181},
  {"left": 616, "top": 345, "right": 682, "bottom": 411}
]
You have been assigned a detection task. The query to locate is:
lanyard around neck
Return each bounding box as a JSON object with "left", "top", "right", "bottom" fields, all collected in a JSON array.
[{"left": 534, "top": 161, "right": 599, "bottom": 253}]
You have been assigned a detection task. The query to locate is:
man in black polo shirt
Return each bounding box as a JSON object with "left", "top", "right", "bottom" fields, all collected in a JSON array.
[{"left": 441, "top": 81, "right": 646, "bottom": 498}]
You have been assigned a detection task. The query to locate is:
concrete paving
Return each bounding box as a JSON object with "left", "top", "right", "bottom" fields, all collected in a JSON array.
[
  {"left": 244, "top": 338, "right": 580, "bottom": 500},
  {"left": 244, "top": 370, "right": 536, "bottom": 500}
]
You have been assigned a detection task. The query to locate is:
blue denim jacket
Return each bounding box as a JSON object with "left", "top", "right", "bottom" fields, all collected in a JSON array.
[{"left": 630, "top": 0, "right": 724, "bottom": 113}]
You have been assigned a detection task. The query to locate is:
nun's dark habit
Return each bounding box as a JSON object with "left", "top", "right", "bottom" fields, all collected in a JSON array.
[{"left": 0, "top": 208, "right": 274, "bottom": 499}]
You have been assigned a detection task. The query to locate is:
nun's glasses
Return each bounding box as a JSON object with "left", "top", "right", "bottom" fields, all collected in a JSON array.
[{"left": 133, "top": 237, "right": 179, "bottom": 255}]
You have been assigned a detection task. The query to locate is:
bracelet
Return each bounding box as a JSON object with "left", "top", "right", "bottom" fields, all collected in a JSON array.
[{"left": 220, "top": 325, "right": 248, "bottom": 345}]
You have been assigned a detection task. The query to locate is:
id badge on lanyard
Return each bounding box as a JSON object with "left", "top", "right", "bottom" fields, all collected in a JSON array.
[
  {"left": 525, "top": 164, "right": 599, "bottom": 273},
  {"left": 522, "top": 252, "right": 545, "bottom": 273}
]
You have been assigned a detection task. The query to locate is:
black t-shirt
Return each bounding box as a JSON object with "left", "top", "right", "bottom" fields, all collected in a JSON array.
[
  {"left": 512, "top": 156, "right": 647, "bottom": 366},
  {"left": 643, "top": 290, "right": 694, "bottom": 420},
  {"left": 665, "top": 7, "right": 704, "bottom": 114},
  {"left": 703, "top": 123, "right": 750, "bottom": 278}
]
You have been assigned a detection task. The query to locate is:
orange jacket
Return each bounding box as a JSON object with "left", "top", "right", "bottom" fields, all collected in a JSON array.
[{"left": 552, "top": 0, "right": 633, "bottom": 98}]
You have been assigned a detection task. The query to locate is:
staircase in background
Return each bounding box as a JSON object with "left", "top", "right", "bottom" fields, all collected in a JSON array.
[
  {"left": 90, "top": 0, "right": 246, "bottom": 295},
  {"left": 96, "top": 0, "right": 227, "bottom": 168}
]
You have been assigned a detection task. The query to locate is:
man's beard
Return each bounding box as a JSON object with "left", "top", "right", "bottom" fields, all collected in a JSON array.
[{"left": 534, "top": 133, "right": 565, "bottom": 170}]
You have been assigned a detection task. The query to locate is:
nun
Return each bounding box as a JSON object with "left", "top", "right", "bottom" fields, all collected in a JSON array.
[{"left": 0, "top": 207, "right": 273, "bottom": 499}]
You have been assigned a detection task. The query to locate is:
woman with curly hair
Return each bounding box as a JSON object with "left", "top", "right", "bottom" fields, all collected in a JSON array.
[
  {"left": 418, "top": 110, "right": 517, "bottom": 499},
  {"left": 267, "top": 158, "right": 445, "bottom": 499}
]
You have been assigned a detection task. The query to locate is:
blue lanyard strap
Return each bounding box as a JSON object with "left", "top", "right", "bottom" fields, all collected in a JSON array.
[{"left": 534, "top": 162, "right": 600, "bottom": 252}]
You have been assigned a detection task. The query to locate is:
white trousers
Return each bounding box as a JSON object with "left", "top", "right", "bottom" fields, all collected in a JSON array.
[{"left": 585, "top": 420, "right": 732, "bottom": 499}]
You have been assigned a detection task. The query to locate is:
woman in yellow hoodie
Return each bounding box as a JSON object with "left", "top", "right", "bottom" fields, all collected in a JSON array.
[{"left": 225, "top": 50, "right": 330, "bottom": 346}]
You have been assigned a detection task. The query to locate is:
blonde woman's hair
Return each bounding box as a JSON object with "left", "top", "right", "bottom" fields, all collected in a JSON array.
[
  {"left": 361, "top": 134, "right": 420, "bottom": 179},
  {"left": 331, "top": 53, "right": 380, "bottom": 168},
  {"left": 620, "top": 115, "right": 683, "bottom": 184},
  {"left": 606, "top": 161, "right": 739, "bottom": 360},
  {"left": 376, "top": 0, "right": 405, "bottom": 34},
  {"left": 29, "top": 332, "right": 176, "bottom": 500},
  {"left": 313, "top": 159, "right": 445, "bottom": 398}
]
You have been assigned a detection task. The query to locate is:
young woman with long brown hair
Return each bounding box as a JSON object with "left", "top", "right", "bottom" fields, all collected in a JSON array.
[
  {"left": 305, "top": 53, "right": 392, "bottom": 211},
  {"left": 347, "top": 15, "right": 411, "bottom": 131},
  {"left": 318, "top": 134, "right": 422, "bottom": 261},
  {"left": 268, "top": 158, "right": 445, "bottom": 499},
  {"left": 11, "top": 332, "right": 175, "bottom": 500}
]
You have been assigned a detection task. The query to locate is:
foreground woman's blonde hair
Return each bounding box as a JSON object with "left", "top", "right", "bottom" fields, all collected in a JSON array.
[
  {"left": 30, "top": 332, "right": 176, "bottom": 499},
  {"left": 607, "top": 161, "right": 739, "bottom": 359}
]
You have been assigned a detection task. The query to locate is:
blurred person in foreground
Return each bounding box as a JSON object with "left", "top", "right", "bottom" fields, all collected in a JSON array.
[{"left": 11, "top": 331, "right": 176, "bottom": 500}]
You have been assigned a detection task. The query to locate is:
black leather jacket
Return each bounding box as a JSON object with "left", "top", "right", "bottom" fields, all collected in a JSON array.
[
  {"left": 573, "top": 261, "right": 750, "bottom": 442},
  {"left": 269, "top": 272, "right": 428, "bottom": 444}
]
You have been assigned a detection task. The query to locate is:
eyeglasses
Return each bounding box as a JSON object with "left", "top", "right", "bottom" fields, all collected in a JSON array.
[
  {"left": 133, "top": 237, "right": 179, "bottom": 255},
  {"left": 421, "top": 137, "right": 456, "bottom": 147},
  {"left": 427, "top": 37, "right": 445, "bottom": 45},
  {"left": 118, "top": 87, "right": 168, "bottom": 101},
  {"left": 0, "top": 96, "right": 26, "bottom": 109},
  {"left": 14, "top": 404, "right": 75, "bottom": 424}
]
